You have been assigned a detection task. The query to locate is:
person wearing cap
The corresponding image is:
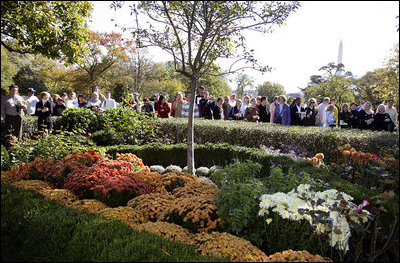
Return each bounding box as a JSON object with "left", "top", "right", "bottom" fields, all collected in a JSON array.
[
  {"left": 1, "top": 84, "right": 27, "bottom": 148},
  {"left": 385, "top": 99, "right": 397, "bottom": 132},
  {"left": 24, "top": 87, "right": 39, "bottom": 116}
]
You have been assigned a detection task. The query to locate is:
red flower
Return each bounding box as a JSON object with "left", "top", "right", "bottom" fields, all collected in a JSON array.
[{"left": 372, "top": 153, "right": 379, "bottom": 160}]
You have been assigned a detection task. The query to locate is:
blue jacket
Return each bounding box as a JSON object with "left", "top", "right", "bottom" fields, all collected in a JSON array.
[{"left": 273, "top": 103, "right": 291, "bottom": 125}]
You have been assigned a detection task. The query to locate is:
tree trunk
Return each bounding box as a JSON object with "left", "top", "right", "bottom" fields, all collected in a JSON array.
[{"left": 187, "top": 77, "right": 197, "bottom": 174}]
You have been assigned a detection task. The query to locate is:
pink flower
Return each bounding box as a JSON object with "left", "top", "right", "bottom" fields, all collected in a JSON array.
[
  {"left": 87, "top": 132, "right": 91, "bottom": 138},
  {"left": 362, "top": 200, "right": 370, "bottom": 206},
  {"left": 356, "top": 205, "right": 362, "bottom": 214},
  {"left": 372, "top": 153, "right": 379, "bottom": 159}
]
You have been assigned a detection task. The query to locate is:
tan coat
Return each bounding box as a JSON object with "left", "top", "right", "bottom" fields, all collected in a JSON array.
[{"left": 173, "top": 99, "right": 184, "bottom": 117}]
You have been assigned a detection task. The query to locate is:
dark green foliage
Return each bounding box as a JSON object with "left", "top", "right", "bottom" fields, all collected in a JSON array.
[
  {"left": 1, "top": 184, "right": 227, "bottom": 262},
  {"left": 158, "top": 118, "right": 399, "bottom": 162},
  {"left": 8, "top": 130, "right": 102, "bottom": 164},
  {"left": 1, "top": 144, "right": 11, "bottom": 171},
  {"left": 55, "top": 107, "right": 161, "bottom": 145}
]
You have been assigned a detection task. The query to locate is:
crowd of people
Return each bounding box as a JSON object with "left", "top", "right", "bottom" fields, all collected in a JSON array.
[{"left": 1, "top": 84, "right": 398, "bottom": 148}]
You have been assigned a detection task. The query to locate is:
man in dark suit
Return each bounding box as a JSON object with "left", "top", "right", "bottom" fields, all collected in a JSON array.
[
  {"left": 258, "top": 96, "right": 270, "bottom": 122},
  {"left": 35, "top": 92, "right": 54, "bottom": 131},
  {"left": 290, "top": 97, "right": 305, "bottom": 126}
]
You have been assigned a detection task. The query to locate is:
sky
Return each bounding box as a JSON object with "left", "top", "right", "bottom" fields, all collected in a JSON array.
[{"left": 88, "top": 1, "right": 399, "bottom": 94}]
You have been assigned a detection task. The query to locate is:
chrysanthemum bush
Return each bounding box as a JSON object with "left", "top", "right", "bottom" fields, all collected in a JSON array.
[
  {"left": 331, "top": 143, "right": 399, "bottom": 193},
  {"left": 264, "top": 250, "right": 332, "bottom": 262},
  {"left": 43, "top": 161, "right": 87, "bottom": 188},
  {"left": 194, "top": 231, "right": 269, "bottom": 262},
  {"left": 127, "top": 192, "right": 175, "bottom": 221},
  {"left": 258, "top": 184, "right": 372, "bottom": 255},
  {"left": 64, "top": 159, "right": 153, "bottom": 207}
]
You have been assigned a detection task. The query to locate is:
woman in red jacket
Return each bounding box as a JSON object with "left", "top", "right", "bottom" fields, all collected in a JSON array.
[{"left": 155, "top": 95, "right": 170, "bottom": 118}]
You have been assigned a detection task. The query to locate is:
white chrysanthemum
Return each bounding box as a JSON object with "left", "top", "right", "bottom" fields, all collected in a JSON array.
[
  {"left": 297, "top": 184, "right": 310, "bottom": 193},
  {"left": 315, "top": 223, "right": 326, "bottom": 234},
  {"left": 258, "top": 208, "right": 268, "bottom": 216}
]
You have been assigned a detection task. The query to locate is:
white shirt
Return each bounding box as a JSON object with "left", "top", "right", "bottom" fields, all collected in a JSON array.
[
  {"left": 87, "top": 98, "right": 102, "bottom": 108},
  {"left": 316, "top": 103, "right": 327, "bottom": 126},
  {"left": 241, "top": 101, "right": 250, "bottom": 113},
  {"left": 102, "top": 98, "right": 117, "bottom": 109},
  {"left": 385, "top": 106, "right": 398, "bottom": 126},
  {"left": 65, "top": 99, "right": 78, "bottom": 108},
  {"left": 229, "top": 99, "right": 236, "bottom": 108},
  {"left": 24, "top": 95, "right": 39, "bottom": 115}
]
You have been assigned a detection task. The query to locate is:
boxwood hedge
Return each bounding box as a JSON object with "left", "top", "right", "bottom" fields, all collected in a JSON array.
[
  {"left": 1, "top": 184, "right": 227, "bottom": 262},
  {"left": 158, "top": 118, "right": 399, "bottom": 162}
]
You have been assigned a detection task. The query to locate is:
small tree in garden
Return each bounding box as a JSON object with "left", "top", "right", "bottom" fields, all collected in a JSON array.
[{"left": 112, "top": 1, "right": 300, "bottom": 174}]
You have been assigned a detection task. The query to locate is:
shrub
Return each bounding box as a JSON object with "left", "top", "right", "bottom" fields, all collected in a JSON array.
[
  {"left": 194, "top": 231, "right": 268, "bottom": 262},
  {"left": 115, "top": 153, "right": 150, "bottom": 172},
  {"left": 8, "top": 130, "right": 103, "bottom": 165},
  {"left": 127, "top": 193, "right": 175, "bottom": 222},
  {"left": 135, "top": 221, "right": 197, "bottom": 246},
  {"left": 259, "top": 185, "right": 372, "bottom": 259},
  {"left": 55, "top": 107, "right": 161, "bottom": 145},
  {"left": 161, "top": 194, "right": 223, "bottom": 233},
  {"left": 91, "top": 173, "right": 154, "bottom": 207},
  {"left": 210, "top": 160, "right": 263, "bottom": 188},
  {"left": 158, "top": 118, "right": 399, "bottom": 163},
  {"left": 164, "top": 164, "right": 182, "bottom": 173},
  {"left": 149, "top": 165, "right": 166, "bottom": 174},
  {"left": 264, "top": 250, "right": 333, "bottom": 262},
  {"left": 9, "top": 157, "right": 55, "bottom": 181},
  {"left": 43, "top": 161, "right": 87, "bottom": 188},
  {"left": 62, "top": 149, "right": 103, "bottom": 167},
  {"left": 64, "top": 159, "right": 153, "bottom": 206},
  {"left": 97, "top": 206, "right": 147, "bottom": 228},
  {"left": 215, "top": 175, "right": 269, "bottom": 246},
  {"left": 160, "top": 171, "right": 199, "bottom": 193},
  {"left": 196, "top": 167, "right": 210, "bottom": 177},
  {"left": 1, "top": 184, "right": 226, "bottom": 262},
  {"left": 1, "top": 145, "right": 11, "bottom": 171}
]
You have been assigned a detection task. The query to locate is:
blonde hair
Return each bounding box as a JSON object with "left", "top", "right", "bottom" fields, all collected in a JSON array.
[
  {"left": 326, "top": 105, "right": 335, "bottom": 112},
  {"left": 278, "top": 95, "right": 287, "bottom": 102},
  {"left": 40, "top": 91, "right": 50, "bottom": 100}
]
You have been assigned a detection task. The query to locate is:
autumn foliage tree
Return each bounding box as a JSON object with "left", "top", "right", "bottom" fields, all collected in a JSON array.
[{"left": 76, "top": 31, "right": 135, "bottom": 93}]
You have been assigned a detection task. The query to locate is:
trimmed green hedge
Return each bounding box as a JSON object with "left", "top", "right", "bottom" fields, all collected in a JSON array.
[
  {"left": 1, "top": 184, "right": 227, "bottom": 262},
  {"left": 158, "top": 118, "right": 399, "bottom": 162}
]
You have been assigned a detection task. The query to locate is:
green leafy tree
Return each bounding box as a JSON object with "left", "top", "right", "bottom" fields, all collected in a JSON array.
[
  {"left": 235, "top": 73, "right": 254, "bottom": 98},
  {"left": 1, "top": 1, "right": 93, "bottom": 64},
  {"left": 12, "top": 66, "right": 47, "bottom": 95},
  {"left": 256, "top": 81, "right": 286, "bottom": 103},
  {"left": 303, "top": 62, "right": 355, "bottom": 105},
  {"left": 1, "top": 46, "right": 18, "bottom": 96},
  {"left": 113, "top": 1, "right": 300, "bottom": 174}
]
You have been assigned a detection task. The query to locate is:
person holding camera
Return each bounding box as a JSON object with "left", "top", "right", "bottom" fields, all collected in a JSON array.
[
  {"left": 35, "top": 91, "right": 53, "bottom": 131},
  {"left": 1, "top": 84, "right": 27, "bottom": 148}
]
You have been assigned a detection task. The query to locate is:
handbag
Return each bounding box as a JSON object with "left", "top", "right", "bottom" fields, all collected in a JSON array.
[{"left": 275, "top": 107, "right": 284, "bottom": 124}]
